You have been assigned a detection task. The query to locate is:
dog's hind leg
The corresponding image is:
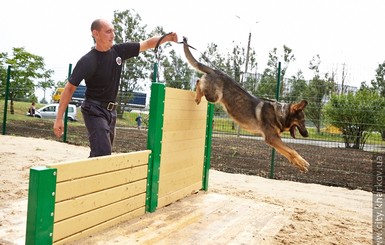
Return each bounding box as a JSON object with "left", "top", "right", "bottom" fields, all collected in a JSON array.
[
  {"left": 265, "top": 135, "right": 310, "bottom": 172},
  {"left": 195, "top": 79, "right": 204, "bottom": 105}
]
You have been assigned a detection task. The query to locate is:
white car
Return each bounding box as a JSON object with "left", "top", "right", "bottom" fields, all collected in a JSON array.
[{"left": 27, "top": 103, "right": 77, "bottom": 121}]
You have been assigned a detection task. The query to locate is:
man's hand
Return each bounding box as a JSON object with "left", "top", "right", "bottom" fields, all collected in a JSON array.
[
  {"left": 53, "top": 119, "right": 64, "bottom": 138},
  {"left": 140, "top": 32, "right": 179, "bottom": 52},
  {"left": 165, "top": 32, "right": 178, "bottom": 43}
]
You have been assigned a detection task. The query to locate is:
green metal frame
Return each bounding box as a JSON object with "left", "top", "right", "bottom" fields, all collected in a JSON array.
[
  {"left": 202, "top": 103, "right": 214, "bottom": 191},
  {"left": 2, "top": 65, "right": 11, "bottom": 135},
  {"left": 63, "top": 63, "right": 72, "bottom": 143},
  {"left": 145, "top": 82, "right": 166, "bottom": 212},
  {"left": 25, "top": 166, "right": 57, "bottom": 245},
  {"left": 269, "top": 61, "right": 282, "bottom": 179}
]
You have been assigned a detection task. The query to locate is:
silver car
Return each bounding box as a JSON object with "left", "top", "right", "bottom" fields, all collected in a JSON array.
[{"left": 28, "top": 103, "right": 77, "bottom": 121}]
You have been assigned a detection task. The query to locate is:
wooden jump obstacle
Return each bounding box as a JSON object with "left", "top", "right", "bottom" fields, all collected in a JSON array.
[{"left": 25, "top": 83, "right": 214, "bottom": 245}]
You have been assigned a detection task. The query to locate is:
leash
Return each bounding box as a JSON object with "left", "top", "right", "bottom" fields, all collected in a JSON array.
[
  {"left": 154, "top": 32, "right": 174, "bottom": 60},
  {"left": 153, "top": 34, "right": 220, "bottom": 73}
]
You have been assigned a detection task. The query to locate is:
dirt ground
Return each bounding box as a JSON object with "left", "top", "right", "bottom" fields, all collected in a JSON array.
[
  {"left": 0, "top": 130, "right": 373, "bottom": 244},
  {"left": 7, "top": 120, "right": 375, "bottom": 191}
]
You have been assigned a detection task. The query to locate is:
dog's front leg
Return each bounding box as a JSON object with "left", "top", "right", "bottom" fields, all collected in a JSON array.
[
  {"left": 265, "top": 135, "right": 310, "bottom": 172},
  {"left": 195, "top": 79, "right": 204, "bottom": 104}
]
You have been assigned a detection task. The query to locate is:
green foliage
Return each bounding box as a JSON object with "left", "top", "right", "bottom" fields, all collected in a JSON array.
[
  {"left": 163, "top": 50, "right": 192, "bottom": 90},
  {"left": 304, "top": 55, "right": 334, "bottom": 133},
  {"left": 0, "top": 47, "right": 48, "bottom": 113},
  {"left": 371, "top": 60, "right": 385, "bottom": 97},
  {"left": 38, "top": 69, "right": 55, "bottom": 103},
  {"left": 285, "top": 70, "right": 307, "bottom": 103},
  {"left": 3, "top": 47, "right": 45, "bottom": 99},
  {"left": 324, "top": 90, "right": 385, "bottom": 149},
  {"left": 113, "top": 9, "right": 151, "bottom": 93},
  {"left": 255, "top": 45, "right": 295, "bottom": 98}
]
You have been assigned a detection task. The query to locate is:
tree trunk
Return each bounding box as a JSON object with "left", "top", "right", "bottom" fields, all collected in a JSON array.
[
  {"left": 10, "top": 99, "right": 15, "bottom": 114},
  {"left": 381, "top": 130, "right": 385, "bottom": 141}
]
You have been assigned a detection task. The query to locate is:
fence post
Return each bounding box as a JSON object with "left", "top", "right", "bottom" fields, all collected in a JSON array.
[
  {"left": 269, "top": 61, "right": 281, "bottom": 179},
  {"left": 25, "top": 166, "right": 57, "bottom": 245},
  {"left": 63, "top": 63, "right": 72, "bottom": 142},
  {"left": 202, "top": 103, "right": 214, "bottom": 191},
  {"left": 2, "top": 65, "right": 11, "bottom": 135},
  {"left": 146, "top": 83, "right": 165, "bottom": 212}
]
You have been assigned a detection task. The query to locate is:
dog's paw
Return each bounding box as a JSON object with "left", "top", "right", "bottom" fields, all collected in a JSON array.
[
  {"left": 291, "top": 157, "right": 310, "bottom": 173},
  {"left": 195, "top": 98, "right": 201, "bottom": 105}
]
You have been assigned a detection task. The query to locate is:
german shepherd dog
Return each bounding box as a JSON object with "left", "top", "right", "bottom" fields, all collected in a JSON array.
[{"left": 183, "top": 37, "right": 310, "bottom": 172}]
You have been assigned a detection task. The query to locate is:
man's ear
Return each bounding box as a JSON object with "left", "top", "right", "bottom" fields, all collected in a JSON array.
[
  {"left": 92, "top": 30, "right": 99, "bottom": 40},
  {"left": 291, "top": 100, "right": 308, "bottom": 112}
]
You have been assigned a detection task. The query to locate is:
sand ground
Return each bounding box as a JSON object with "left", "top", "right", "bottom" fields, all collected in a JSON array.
[{"left": 0, "top": 135, "right": 372, "bottom": 244}]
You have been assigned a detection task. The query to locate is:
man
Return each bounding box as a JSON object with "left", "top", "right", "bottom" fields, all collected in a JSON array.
[{"left": 53, "top": 19, "right": 178, "bottom": 157}]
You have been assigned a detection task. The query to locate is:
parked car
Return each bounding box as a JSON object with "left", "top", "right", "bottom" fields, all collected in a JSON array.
[{"left": 26, "top": 103, "right": 77, "bottom": 121}]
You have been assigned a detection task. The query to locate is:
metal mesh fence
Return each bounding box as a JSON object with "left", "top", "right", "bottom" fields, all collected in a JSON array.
[{"left": 1, "top": 69, "right": 384, "bottom": 192}]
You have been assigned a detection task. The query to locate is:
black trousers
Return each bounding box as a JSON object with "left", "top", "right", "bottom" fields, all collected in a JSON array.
[{"left": 81, "top": 100, "right": 117, "bottom": 157}]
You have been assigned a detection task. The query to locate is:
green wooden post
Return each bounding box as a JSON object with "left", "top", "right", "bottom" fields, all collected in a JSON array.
[
  {"left": 63, "top": 63, "right": 72, "bottom": 142},
  {"left": 2, "top": 65, "right": 11, "bottom": 135},
  {"left": 145, "top": 82, "right": 165, "bottom": 212},
  {"left": 25, "top": 166, "right": 57, "bottom": 245},
  {"left": 202, "top": 103, "right": 214, "bottom": 191},
  {"left": 269, "top": 61, "right": 281, "bottom": 179}
]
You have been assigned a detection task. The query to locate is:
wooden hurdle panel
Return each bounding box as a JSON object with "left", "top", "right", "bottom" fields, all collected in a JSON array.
[
  {"left": 158, "top": 87, "right": 208, "bottom": 207},
  {"left": 25, "top": 150, "right": 151, "bottom": 245}
]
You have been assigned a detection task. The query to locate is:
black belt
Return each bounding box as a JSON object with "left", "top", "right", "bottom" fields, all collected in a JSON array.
[{"left": 85, "top": 98, "right": 118, "bottom": 111}]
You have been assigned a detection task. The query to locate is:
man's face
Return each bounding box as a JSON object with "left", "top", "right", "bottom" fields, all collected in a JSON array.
[{"left": 93, "top": 20, "right": 115, "bottom": 50}]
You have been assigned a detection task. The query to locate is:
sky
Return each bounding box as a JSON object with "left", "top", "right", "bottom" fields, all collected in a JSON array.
[{"left": 1, "top": 0, "right": 385, "bottom": 100}]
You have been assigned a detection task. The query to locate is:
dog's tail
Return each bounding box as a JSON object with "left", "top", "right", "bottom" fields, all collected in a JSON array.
[{"left": 183, "top": 37, "right": 214, "bottom": 74}]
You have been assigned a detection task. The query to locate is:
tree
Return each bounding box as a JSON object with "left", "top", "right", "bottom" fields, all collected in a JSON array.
[
  {"left": 2, "top": 47, "right": 45, "bottom": 113},
  {"left": 285, "top": 70, "right": 307, "bottom": 103},
  {"left": 112, "top": 9, "right": 153, "bottom": 117},
  {"left": 368, "top": 61, "right": 385, "bottom": 140},
  {"left": 0, "top": 52, "right": 8, "bottom": 93},
  {"left": 163, "top": 49, "right": 192, "bottom": 90},
  {"left": 201, "top": 43, "right": 227, "bottom": 72},
  {"left": 371, "top": 61, "right": 385, "bottom": 97},
  {"left": 256, "top": 45, "right": 295, "bottom": 98},
  {"left": 305, "top": 55, "right": 333, "bottom": 133},
  {"left": 324, "top": 90, "right": 385, "bottom": 149},
  {"left": 38, "top": 69, "right": 55, "bottom": 104},
  {"left": 256, "top": 48, "right": 278, "bottom": 98}
]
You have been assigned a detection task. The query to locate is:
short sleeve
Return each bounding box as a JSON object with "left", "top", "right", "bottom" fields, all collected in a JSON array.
[{"left": 113, "top": 42, "right": 140, "bottom": 61}]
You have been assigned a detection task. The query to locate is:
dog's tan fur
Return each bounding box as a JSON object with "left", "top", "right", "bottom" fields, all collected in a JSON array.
[{"left": 183, "top": 38, "right": 310, "bottom": 172}]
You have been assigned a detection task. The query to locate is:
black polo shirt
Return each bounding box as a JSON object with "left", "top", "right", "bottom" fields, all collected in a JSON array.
[{"left": 69, "top": 42, "right": 140, "bottom": 102}]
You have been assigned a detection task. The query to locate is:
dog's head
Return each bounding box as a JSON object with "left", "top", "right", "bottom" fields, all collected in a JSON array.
[{"left": 288, "top": 100, "right": 309, "bottom": 138}]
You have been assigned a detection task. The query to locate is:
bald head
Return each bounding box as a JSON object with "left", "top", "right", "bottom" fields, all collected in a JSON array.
[
  {"left": 91, "top": 19, "right": 110, "bottom": 32},
  {"left": 91, "top": 19, "right": 115, "bottom": 51}
]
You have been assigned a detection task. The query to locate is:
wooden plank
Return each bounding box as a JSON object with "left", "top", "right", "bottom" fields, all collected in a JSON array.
[
  {"left": 162, "top": 119, "right": 207, "bottom": 131},
  {"left": 162, "top": 129, "right": 207, "bottom": 142},
  {"left": 164, "top": 97, "right": 207, "bottom": 112},
  {"left": 47, "top": 150, "right": 151, "bottom": 182},
  {"left": 157, "top": 182, "right": 201, "bottom": 208},
  {"left": 54, "top": 179, "right": 147, "bottom": 222},
  {"left": 55, "top": 165, "right": 147, "bottom": 202},
  {"left": 53, "top": 207, "right": 145, "bottom": 245},
  {"left": 159, "top": 166, "right": 203, "bottom": 197},
  {"left": 163, "top": 109, "right": 207, "bottom": 121},
  {"left": 161, "top": 138, "right": 205, "bottom": 153},
  {"left": 53, "top": 193, "right": 146, "bottom": 242},
  {"left": 160, "top": 153, "right": 204, "bottom": 174},
  {"left": 160, "top": 147, "right": 204, "bottom": 170},
  {"left": 165, "top": 87, "right": 196, "bottom": 100}
]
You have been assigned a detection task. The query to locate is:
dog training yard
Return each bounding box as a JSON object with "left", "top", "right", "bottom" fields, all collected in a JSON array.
[{"left": 0, "top": 133, "right": 372, "bottom": 244}]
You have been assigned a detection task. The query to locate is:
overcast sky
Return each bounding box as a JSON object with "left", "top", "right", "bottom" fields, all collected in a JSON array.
[{"left": 2, "top": 0, "right": 384, "bottom": 99}]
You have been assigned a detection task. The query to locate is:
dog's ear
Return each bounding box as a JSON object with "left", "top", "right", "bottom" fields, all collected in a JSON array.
[{"left": 291, "top": 100, "right": 308, "bottom": 112}]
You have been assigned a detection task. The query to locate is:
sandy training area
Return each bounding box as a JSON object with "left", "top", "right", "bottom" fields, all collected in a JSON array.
[{"left": 0, "top": 135, "right": 372, "bottom": 244}]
